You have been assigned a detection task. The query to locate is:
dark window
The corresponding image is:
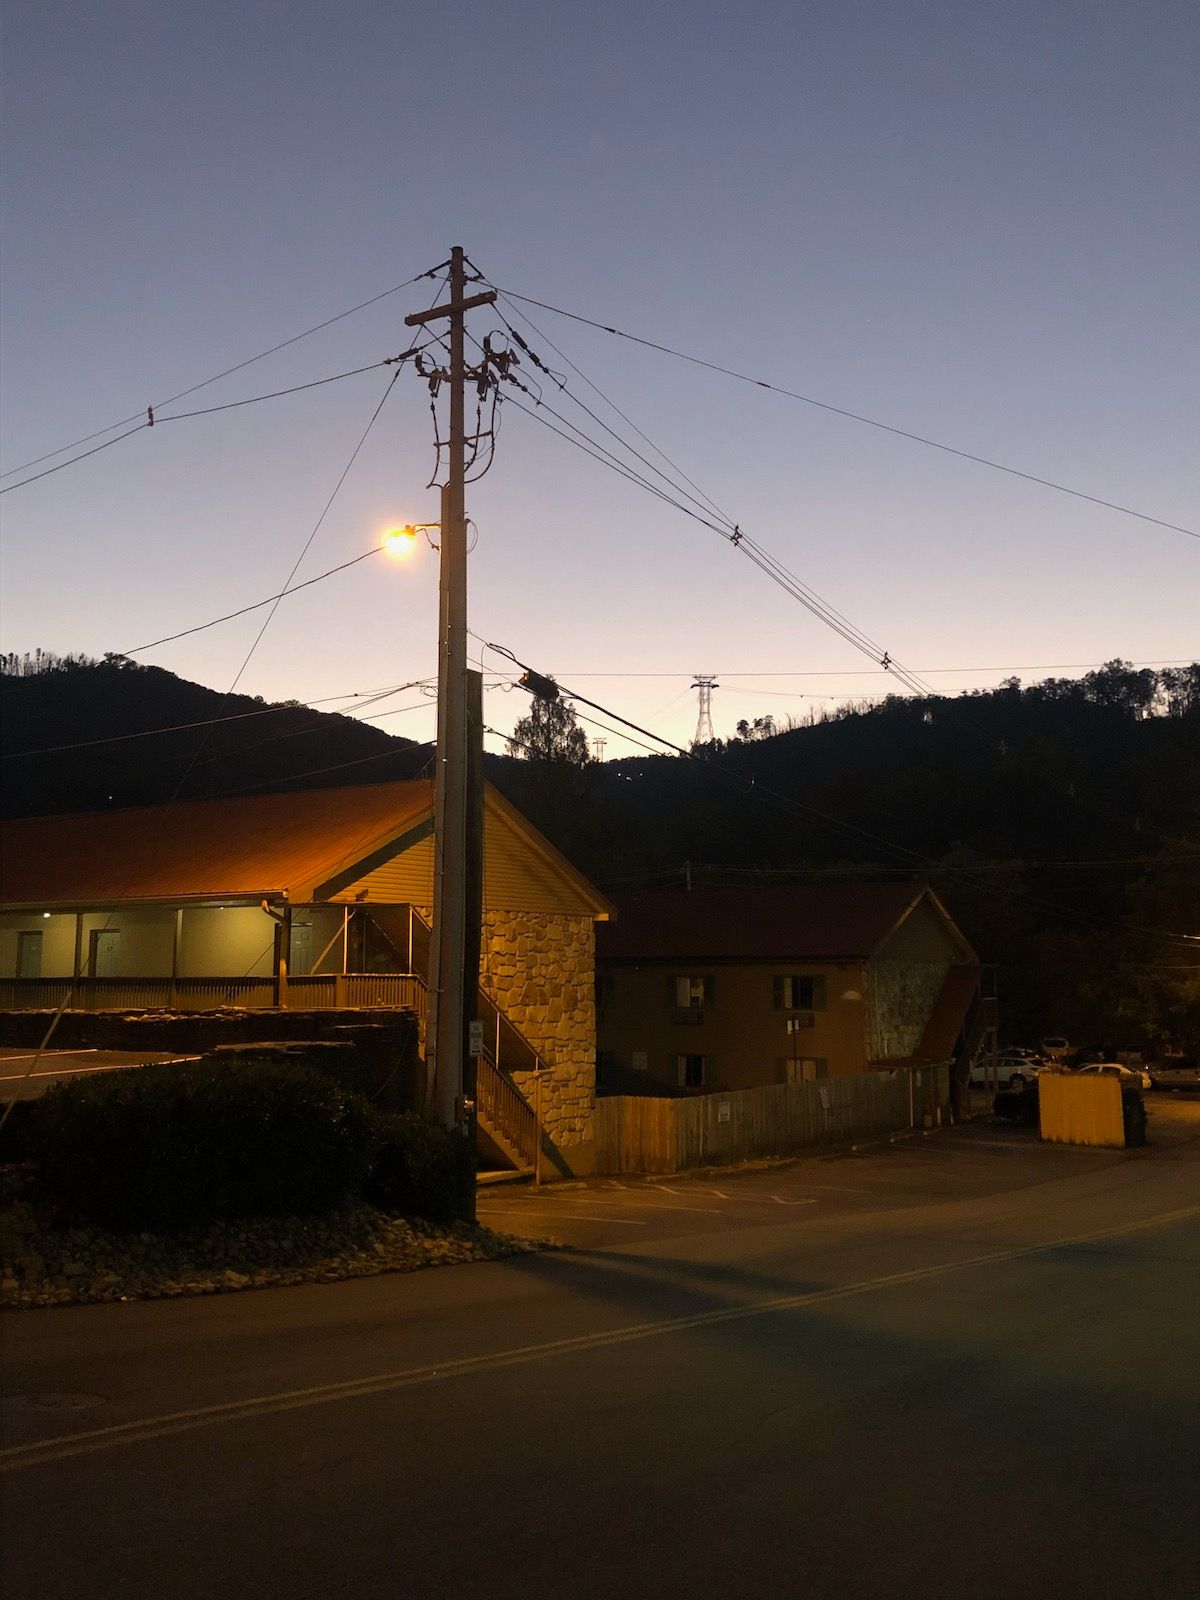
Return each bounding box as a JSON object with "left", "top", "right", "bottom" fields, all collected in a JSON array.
[
  {"left": 773, "top": 974, "right": 827, "bottom": 1010},
  {"left": 676, "top": 1053, "right": 707, "bottom": 1088}
]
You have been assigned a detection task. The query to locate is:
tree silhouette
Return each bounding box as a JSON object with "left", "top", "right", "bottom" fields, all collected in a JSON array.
[{"left": 507, "top": 695, "right": 590, "bottom": 765}]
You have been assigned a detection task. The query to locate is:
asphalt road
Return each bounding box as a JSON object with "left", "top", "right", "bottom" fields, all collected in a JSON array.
[{"left": 4, "top": 1101, "right": 1199, "bottom": 1600}]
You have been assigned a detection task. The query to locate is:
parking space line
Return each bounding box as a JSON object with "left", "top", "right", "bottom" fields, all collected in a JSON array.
[{"left": 477, "top": 1209, "right": 648, "bottom": 1226}]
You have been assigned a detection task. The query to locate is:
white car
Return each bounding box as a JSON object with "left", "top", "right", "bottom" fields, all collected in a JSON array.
[
  {"left": 1073, "top": 1061, "right": 1152, "bottom": 1091},
  {"left": 970, "top": 1053, "right": 1044, "bottom": 1090},
  {"left": 1148, "top": 1055, "right": 1200, "bottom": 1092}
]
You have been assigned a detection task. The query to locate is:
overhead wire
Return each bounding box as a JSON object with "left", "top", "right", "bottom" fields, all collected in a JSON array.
[
  {"left": 119, "top": 545, "right": 385, "bottom": 656},
  {"left": 482, "top": 316, "right": 1191, "bottom": 844},
  {"left": 1, "top": 264, "right": 447, "bottom": 481},
  {"left": 488, "top": 283, "right": 1200, "bottom": 543},
  {"left": 0, "top": 348, "right": 432, "bottom": 498}
]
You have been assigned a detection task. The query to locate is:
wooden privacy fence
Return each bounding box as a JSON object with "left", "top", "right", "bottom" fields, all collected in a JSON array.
[{"left": 595, "top": 1066, "right": 951, "bottom": 1175}]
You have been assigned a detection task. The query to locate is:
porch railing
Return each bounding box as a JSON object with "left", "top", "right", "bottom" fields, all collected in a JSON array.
[
  {"left": 0, "top": 974, "right": 427, "bottom": 1017},
  {"left": 476, "top": 1055, "right": 538, "bottom": 1169}
]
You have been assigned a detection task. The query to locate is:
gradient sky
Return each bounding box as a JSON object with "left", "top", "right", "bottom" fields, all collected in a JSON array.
[{"left": 2, "top": 0, "right": 1196, "bottom": 757}]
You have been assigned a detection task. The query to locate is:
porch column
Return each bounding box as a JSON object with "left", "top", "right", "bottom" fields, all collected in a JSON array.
[
  {"left": 169, "top": 909, "right": 183, "bottom": 1007},
  {"left": 277, "top": 902, "right": 292, "bottom": 1008},
  {"left": 71, "top": 912, "right": 84, "bottom": 1007}
]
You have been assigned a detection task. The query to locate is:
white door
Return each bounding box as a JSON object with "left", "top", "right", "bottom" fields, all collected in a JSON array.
[{"left": 90, "top": 929, "right": 121, "bottom": 977}]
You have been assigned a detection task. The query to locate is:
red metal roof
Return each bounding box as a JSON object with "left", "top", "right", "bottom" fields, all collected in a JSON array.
[
  {"left": 0, "top": 782, "right": 435, "bottom": 906},
  {"left": 597, "top": 884, "right": 958, "bottom": 962}
]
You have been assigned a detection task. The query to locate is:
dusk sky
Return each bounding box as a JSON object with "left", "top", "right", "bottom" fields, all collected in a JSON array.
[{"left": 2, "top": 0, "right": 1196, "bottom": 756}]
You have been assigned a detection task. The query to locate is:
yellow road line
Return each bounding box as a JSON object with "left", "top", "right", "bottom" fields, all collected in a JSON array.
[{"left": 4, "top": 1202, "right": 1197, "bottom": 1473}]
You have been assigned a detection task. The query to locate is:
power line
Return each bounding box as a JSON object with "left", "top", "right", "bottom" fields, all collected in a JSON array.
[
  {"left": 0, "top": 425, "right": 150, "bottom": 495},
  {"left": 1, "top": 264, "right": 446, "bottom": 481},
  {"left": 487, "top": 315, "right": 1191, "bottom": 842},
  {"left": 490, "top": 283, "right": 1200, "bottom": 543},
  {"left": 0, "top": 348, "right": 429, "bottom": 498},
  {"left": 222, "top": 369, "right": 404, "bottom": 702},
  {"left": 119, "top": 545, "right": 384, "bottom": 656},
  {"left": 538, "top": 659, "right": 1197, "bottom": 678}
]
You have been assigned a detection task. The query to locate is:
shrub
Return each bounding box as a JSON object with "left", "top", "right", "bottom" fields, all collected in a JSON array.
[
  {"left": 364, "top": 1112, "right": 476, "bottom": 1225},
  {"left": 32, "top": 1060, "right": 374, "bottom": 1232}
]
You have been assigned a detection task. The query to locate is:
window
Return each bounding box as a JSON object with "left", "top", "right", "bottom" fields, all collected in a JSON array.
[
  {"left": 779, "top": 1055, "right": 828, "bottom": 1084},
  {"left": 773, "top": 974, "right": 827, "bottom": 1011},
  {"left": 674, "top": 975, "right": 711, "bottom": 1008},
  {"left": 677, "top": 1053, "right": 707, "bottom": 1088},
  {"left": 16, "top": 931, "right": 43, "bottom": 979}
]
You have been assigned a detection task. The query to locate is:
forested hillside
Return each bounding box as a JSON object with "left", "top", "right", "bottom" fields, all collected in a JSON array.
[{"left": 0, "top": 653, "right": 425, "bottom": 817}]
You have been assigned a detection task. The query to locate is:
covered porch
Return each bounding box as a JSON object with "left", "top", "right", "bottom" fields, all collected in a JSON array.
[{"left": 0, "top": 900, "right": 428, "bottom": 1016}]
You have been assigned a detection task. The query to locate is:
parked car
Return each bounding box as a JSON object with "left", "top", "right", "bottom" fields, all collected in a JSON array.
[
  {"left": 1073, "top": 1061, "right": 1153, "bottom": 1091},
  {"left": 1040, "top": 1035, "right": 1071, "bottom": 1062},
  {"left": 1148, "top": 1055, "right": 1200, "bottom": 1092},
  {"left": 970, "top": 1051, "right": 1045, "bottom": 1090}
]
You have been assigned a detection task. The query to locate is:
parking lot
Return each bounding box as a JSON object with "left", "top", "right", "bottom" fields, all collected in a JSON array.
[{"left": 479, "top": 1094, "right": 1200, "bottom": 1249}]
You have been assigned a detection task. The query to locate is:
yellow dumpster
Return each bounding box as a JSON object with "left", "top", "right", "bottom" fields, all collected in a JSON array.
[{"left": 1038, "top": 1071, "right": 1126, "bottom": 1148}]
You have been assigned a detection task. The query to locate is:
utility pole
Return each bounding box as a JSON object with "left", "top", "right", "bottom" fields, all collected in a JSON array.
[{"left": 405, "top": 248, "right": 496, "bottom": 1142}]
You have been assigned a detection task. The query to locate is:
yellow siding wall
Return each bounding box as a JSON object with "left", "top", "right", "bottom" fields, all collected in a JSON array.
[
  {"left": 597, "top": 962, "right": 870, "bottom": 1091},
  {"left": 335, "top": 811, "right": 599, "bottom": 916},
  {"left": 180, "top": 907, "right": 276, "bottom": 977},
  {"left": 1, "top": 912, "right": 79, "bottom": 977}
]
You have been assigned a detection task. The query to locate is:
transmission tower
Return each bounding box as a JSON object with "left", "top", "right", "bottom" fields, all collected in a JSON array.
[
  {"left": 591, "top": 736, "right": 607, "bottom": 761},
  {"left": 691, "top": 675, "right": 719, "bottom": 745}
]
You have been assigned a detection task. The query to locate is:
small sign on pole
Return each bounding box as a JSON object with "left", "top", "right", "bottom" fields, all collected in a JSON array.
[{"left": 468, "top": 1020, "right": 484, "bottom": 1058}]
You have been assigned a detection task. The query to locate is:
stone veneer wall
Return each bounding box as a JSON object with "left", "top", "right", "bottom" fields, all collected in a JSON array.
[
  {"left": 480, "top": 910, "right": 596, "bottom": 1154},
  {"left": 867, "top": 960, "right": 950, "bottom": 1061}
]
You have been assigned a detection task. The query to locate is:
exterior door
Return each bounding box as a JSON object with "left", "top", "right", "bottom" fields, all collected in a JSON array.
[
  {"left": 16, "top": 931, "right": 43, "bottom": 978},
  {"left": 290, "top": 922, "right": 313, "bottom": 976},
  {"left": 90, "top": 929, "right": 121, "bottom": 977}
]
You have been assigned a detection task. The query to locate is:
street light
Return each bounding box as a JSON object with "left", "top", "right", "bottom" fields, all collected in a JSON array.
[{"left": 381, "top": 522, "right": 440, "bottom": 559}]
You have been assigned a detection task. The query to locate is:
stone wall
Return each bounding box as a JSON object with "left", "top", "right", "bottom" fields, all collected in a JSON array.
[
  {"left": 867, "top": 960, "right": 949, "bottom": 1062},
  {"left": 480, "top": 911, "right": 596, "bottom": 1161}
]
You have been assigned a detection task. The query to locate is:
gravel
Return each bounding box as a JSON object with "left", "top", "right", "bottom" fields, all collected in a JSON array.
[{"left": 1, "top": 1201, "right": 550, "bottom": 1311}]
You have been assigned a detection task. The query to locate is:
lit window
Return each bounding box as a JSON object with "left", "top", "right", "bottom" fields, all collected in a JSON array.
[{"left": 674, "top": 975, "right": 711, "bottom": 1008}]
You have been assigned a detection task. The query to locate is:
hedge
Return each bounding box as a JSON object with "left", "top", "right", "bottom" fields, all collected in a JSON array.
[
  {"left": 365, "top": 1111, "right": 476, "bottom": 1225},
  {"left": 32, "top": 1059, "right": 375, "bottom": 1232},
  {"left": 24, "top": 1060, "right": 475, "bottom": 1232}
]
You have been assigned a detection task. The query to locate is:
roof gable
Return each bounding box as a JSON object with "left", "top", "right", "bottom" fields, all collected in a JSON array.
[
  {"left": 0, "top": 780, "right": 611, "bottom": 918},
  {"left": 597, "top": 883, "right": 971, "bottom": 963}
]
